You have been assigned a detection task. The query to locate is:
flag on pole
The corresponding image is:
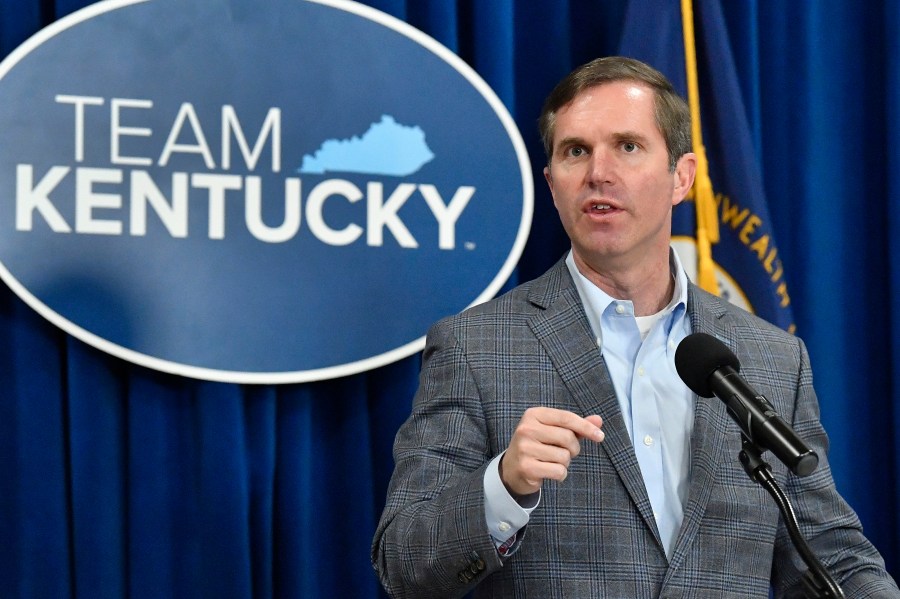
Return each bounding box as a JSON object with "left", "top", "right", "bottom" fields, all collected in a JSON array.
[{"left": 618, "top": 0, "right": 795, "bottom": 333}]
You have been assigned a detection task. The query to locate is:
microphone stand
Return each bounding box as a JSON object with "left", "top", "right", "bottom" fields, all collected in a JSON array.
[{"left": 737, "top": 438, "right": 846, "bottom": 599}]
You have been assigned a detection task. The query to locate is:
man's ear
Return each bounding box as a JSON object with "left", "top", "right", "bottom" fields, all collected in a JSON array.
[
  {"left": 544, "top": 165, "right": 559, "bottom": 209},
  {"left": 672, "top": 152, "right": 697, "bottom": 206}
]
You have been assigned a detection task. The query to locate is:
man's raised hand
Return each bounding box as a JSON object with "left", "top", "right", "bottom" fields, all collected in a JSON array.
[{"left": 500, "top": 407, "right": 604, "bottom": 497}]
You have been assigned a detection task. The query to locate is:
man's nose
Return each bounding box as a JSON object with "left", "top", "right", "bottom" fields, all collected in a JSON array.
[{"left": 586, "top": 149, "right": 615, "bottom": 185}]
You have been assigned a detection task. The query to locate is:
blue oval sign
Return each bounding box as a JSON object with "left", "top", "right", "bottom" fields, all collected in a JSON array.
[{"left": 0, "top": 0, "right": 533, "bottom": 383}]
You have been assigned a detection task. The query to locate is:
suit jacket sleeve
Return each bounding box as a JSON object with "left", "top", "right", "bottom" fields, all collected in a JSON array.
[
  {"left": 371, "top": 317, "right": 506, "bottom": 599},
  {"left": 769, "top": 335, "right": 899, "bottom": 597}
]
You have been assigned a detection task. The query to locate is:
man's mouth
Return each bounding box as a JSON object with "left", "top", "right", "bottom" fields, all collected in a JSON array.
[{"left": 590, "top": 203, "right": 613, "bottom": 212}]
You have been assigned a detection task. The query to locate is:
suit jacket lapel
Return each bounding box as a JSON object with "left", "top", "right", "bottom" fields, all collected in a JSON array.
[
  {"left": 525, "top": 259, "right": 663, "bottom": 550},
  {"left": 667, "top": 284, "right": 740, "bottom": 572}
]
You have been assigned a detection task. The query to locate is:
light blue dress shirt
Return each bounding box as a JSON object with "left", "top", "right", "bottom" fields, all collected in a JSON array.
[{"left": 484, "top": 248, "right": 694, "bottom": 558}]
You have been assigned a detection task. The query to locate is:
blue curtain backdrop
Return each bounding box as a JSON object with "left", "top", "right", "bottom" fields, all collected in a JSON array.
[{"left": 0, "top": 0, "right": 898, "bottom": 597}]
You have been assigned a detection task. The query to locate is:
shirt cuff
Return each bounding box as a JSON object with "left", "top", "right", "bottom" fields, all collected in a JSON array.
[{"left": 483, "top": 452, "right": 540, "bottom": 545}]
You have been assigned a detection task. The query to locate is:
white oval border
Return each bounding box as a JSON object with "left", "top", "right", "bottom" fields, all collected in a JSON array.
[{"left": 0, "top": 0, "right": 534, "bottom": 384}]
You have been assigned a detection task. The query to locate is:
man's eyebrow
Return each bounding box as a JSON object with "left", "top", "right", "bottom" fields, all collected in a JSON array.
[{"left": 611, "top": 130, "right": 651, "bottom": 144}]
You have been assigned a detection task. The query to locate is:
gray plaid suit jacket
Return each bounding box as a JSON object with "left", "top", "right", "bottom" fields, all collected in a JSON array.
[{"left": 372, "top": 258, "right": 899, "bottom": 598}]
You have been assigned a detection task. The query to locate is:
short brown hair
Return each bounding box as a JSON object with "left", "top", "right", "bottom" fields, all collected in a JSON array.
[{"left": 538, "top": 56, "right": 691, "bottom": 171}]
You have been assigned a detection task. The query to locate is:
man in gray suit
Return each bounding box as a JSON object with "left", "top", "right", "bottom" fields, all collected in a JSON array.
[{"left": 372, "top": 56, "right": 899, "bottom": 598}]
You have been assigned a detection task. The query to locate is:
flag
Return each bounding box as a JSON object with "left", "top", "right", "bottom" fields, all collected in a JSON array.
[{"left": 618, "top": 0, "right": 795, "bottom": 333}]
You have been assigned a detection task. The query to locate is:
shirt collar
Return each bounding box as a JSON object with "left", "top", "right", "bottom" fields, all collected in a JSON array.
[{"left": 565, "top": 248, "right": 689, "bottom": 342}]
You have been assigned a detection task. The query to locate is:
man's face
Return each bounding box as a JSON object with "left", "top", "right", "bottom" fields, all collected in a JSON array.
[{"left": 543, "top": 81, "right": 695, "bottom": 274}]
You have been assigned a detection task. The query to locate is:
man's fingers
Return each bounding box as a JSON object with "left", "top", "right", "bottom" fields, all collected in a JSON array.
[
  {"left": 501, "top": 408, "right": 605, "bottom": 495},
  {"left": 516, "top": 440, "right": 572, "bottom": 468},
  {"left": 518, "top": 458, "right": 569, "bottom": 484},
  {"left": 526, "top": 407, "right": 604, "bottom": 442},
  {"left": 517, "top": 419, "right": 581, "bottom": 456},
  {"left": 583, "top": 414, "right": 605, "bottom": 441}
]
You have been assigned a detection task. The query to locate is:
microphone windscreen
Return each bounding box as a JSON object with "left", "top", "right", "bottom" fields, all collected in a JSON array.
[{"left": 674, "top": 333, "right": 741, "bottom": 398}]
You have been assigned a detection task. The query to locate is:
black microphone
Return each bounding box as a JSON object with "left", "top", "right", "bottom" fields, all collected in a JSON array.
[{"left": 674, "top": 332, "right": 819, "bottom": 477}]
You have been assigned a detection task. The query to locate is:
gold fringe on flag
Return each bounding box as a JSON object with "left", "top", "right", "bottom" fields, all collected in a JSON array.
[{"left": 681, "top": 0, "right": 720, "bottom": 295}]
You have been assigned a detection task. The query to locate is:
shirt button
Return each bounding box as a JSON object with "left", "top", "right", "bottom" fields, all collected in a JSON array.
[
  {"left": 637, "top": 366, "right": 645, "bottom": 376},
  {"left": 615, "top": 303, "right": 626, "bottom": 314},
  {"left": 668, "top": 340, "right": 676, "bottom": 350},
  {"left": 498, "top": 521, "right": 511, "bottom": 533},
  {"left": 643, "top": 434, "right": 654, "bottom": 446}
]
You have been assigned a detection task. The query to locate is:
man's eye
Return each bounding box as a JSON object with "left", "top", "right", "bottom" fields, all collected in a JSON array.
[
  {"left": 622, "top": 142, "right": 637, "bottom": 153},
  {"left": 568, "top": 147, "right": 585, "bottom": 157}
]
